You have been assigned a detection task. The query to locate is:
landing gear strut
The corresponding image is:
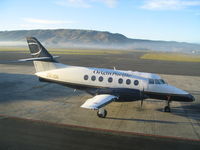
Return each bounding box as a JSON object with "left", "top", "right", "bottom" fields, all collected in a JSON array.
[
  {"left": 97, "top": 108, "right": 107, "bottom": 118},
  {"left": 164, "top": 96, "right": 171, "bottom": 112}
]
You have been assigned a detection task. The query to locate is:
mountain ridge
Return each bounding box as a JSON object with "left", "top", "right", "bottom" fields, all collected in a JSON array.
[{"left": 0, "top": 29, "right": 199, "bottom": 53}]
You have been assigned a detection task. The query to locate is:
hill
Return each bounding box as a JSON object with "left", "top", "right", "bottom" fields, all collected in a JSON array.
[{"left": 0, "top": 29, "right": 199, "bottom": 53}]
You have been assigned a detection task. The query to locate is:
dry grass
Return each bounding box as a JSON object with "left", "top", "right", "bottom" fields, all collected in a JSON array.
[
  {"left": 141, "top": 53, "right": 200, "bottom": 62},
  {"left": 0, "top": 47, "right": 124, "bottom": 55}
]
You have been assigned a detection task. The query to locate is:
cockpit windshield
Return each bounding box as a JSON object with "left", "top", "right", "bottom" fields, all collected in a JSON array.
[
  {"left": 148, "top": 79, "right": 167, "bottom": 84},
  {"left": 155, "top": 79, "right": 161, "bottom": 84},
  {"left": 149, "top": 79, "right": 154, "bottom": 84},
  {"left": 159, "top": 79, "right": 166, "bottom": 84}
]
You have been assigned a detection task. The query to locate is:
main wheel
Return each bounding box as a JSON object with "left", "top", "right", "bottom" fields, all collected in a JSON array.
[
  {"left": 164, "top": 106, "right": 171, "bottom": 112},
  {"left": 97, "top": 109, "right": 107, "bottom": 118}
]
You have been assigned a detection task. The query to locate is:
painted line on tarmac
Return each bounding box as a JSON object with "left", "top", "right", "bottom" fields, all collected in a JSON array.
[{"left": 0, "top": 113, "right": 199, "bottom": 142}]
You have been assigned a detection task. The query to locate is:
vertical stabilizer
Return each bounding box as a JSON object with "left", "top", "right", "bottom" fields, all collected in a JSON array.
[
  {"left": 27, "top": 37, "right": 53, "bottom": 59},
  {"left": 26, "top": 37, "right": 65, "bottom": 72}
]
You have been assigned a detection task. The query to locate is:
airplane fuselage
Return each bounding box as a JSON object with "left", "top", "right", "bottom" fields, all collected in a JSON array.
[{"left": 35, "top": 62, "right": 194, "bottom": 102}]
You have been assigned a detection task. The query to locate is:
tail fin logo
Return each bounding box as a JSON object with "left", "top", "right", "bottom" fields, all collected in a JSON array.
[
  {"left": 28, "top": 40, "right": 42, "bottom": 56},
  {"left": 27, "top": 37, "right": 53, "bottom": 59}
]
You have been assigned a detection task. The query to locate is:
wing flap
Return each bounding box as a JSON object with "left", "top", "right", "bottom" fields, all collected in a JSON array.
[{"left": 81, "top": 94, "right": 117, "bottom": 110}]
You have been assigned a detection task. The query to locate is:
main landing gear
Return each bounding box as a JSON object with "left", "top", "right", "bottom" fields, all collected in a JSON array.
[
  {"left": 164, "top": 96, "right": 171, "bottom": 112},
  {"left": 97, "top": 108, "right": 107, "bottom": 118}
]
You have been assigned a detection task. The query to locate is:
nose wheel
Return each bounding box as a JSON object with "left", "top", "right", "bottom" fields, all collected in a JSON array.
[
  {"left": 164, "top": 106, "right": 171, "bottom": 112},
  {"left": 164, "top": 96, "right": 171, "bottom": 112},
  {"left": 97, "top": 108, "right": 107, "bottom": 118}
]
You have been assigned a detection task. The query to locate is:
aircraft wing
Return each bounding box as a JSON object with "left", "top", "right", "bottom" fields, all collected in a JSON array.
[{"left": 81, "top": 94, "right": 118, "bottom": 110}]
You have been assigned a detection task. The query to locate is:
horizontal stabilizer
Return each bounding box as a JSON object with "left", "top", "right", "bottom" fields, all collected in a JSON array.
[
  {"left": 17, "top": 56, "right": 59, "bottom": 62},
  {"left": 0, "top": 56, "right": 59, "bottom": 64}
]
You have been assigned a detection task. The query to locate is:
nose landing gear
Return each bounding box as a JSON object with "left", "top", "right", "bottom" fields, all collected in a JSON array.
[
  {"left": 97, "top": 108, "right": 107, "bottom": 118},
  {"left": 164, "top": 105, "right": 171, "bottom": 112},
  {"left": 164, "top": 96, "right": 171, "bottom": 112}
]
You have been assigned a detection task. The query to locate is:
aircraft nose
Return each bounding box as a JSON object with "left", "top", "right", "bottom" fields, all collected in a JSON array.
[{"left": 186, "top": 94, "right": 195, "bottom": 102}]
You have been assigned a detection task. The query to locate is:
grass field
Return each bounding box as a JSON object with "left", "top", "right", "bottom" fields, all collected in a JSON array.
[
  {"left": 141, "top": 53, "right": 200, "bottom": 62},
  {"left": 0, "top": 47, "right": 125, "bottom": 55}
]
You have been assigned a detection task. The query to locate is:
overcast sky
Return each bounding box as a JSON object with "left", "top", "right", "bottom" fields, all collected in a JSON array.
[{"left": 0, "top": 0, "right": 200, "bottom": 43}]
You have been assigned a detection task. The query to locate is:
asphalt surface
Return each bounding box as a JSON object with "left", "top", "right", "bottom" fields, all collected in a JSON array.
[
  {"left": 0, "top": 51, "right": 200, "bottom": 76},
  {"left": 0, "top": 50, "right": 200, "bottom": 150},
  {"left": 0, "top": 116, "right": 200, "bottom": 150}
]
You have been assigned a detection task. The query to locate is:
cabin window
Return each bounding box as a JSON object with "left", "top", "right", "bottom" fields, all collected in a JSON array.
[
  {"left": 108, "top": 77, "right": 113, "bottom": 83},
  {"left": 149, "top": 79, "right": 154, "bottom": 84},
  {"left": 91, "top": 76, "right": 96, "bottom": 81},
  {"left": 155, "top": 79, "right": 161, "bottom": 84},
  {"left": 84, "top": 75, "right": 89, "bottom": 80},
  {"left": 126, "top": 79, "right": 131, "bottom": 85},
  {"left": 118, "top": 78, "right": 123, "bottom": 84},
  {"left": 99, "top": 76, "right": 103, "bottom": 82},
  {"left": 134, "top": 80, "right": 139, "bottom": 86}
]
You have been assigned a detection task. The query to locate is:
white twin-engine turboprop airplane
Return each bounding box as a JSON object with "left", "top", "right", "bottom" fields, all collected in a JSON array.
[{"left": 21, "top": 37, "right": 194, "bottom": 118}]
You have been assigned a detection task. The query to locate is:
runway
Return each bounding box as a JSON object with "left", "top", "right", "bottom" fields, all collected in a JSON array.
[
  {"left": 0, "top": 51, "right": 200, "bottom": 149},
  {"left": 0, "top": 51, "right": 200, "bottom": 76}
]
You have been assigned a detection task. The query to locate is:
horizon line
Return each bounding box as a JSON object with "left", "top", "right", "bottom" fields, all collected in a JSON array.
[{"left": 0, "top": 28, "right": 199, "bottom": 44}]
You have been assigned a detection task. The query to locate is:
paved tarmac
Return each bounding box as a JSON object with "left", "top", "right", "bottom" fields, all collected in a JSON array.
[
  {"left": 0, "top": 51, "right": 200, "bottom": 76},
  {"left": 0, "top": 116, "right": 200, "bottom": 150},
  {"left": 0, "top": 51, "right": 200, "bottom": 149}
]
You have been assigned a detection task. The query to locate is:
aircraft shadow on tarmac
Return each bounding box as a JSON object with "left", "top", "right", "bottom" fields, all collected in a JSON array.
[
  {"left": 106, "top": 102, "right": 200, "bottom": 125},
  {"left": 0, "top": 73, "right": 77, "bottom": 102},
  {"left": 170, "top": 103, "right": 200, "bottom": 121},
  {"left": 105, "top": 116, "right": 199, "bottom": 125}
]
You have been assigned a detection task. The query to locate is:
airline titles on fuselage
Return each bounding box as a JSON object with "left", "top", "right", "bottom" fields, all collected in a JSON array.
[{"left": 93, "top": 70, "right": 131, "bottom": 78}]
